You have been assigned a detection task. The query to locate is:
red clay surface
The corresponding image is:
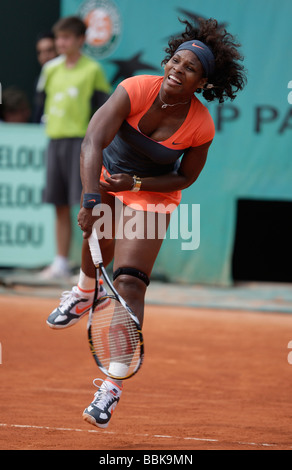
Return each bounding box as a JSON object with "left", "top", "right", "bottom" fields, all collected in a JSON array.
[{"left": 0, "top": 294, "right": 292, "bottom": 450}]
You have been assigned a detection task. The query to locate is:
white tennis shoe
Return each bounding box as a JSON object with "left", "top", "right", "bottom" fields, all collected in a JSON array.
[
  {"left": 46, "top": 282, "right": 110, "bottom": 329},
  {"left": 83, "top": 378, "right": 122, "bottom": 429}
]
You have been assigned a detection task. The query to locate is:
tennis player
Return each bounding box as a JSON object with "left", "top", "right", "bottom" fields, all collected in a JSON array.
[{"left": 47, "top": 18, "right": 246, "bottom": 428}]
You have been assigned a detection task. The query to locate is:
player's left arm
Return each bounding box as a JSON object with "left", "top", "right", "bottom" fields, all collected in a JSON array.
[
  {"left": 175, "top": 140, "right": 213, "bottom": 189},
  {"left": 102, "top": 140, "right": 213, "bottom": 193}
]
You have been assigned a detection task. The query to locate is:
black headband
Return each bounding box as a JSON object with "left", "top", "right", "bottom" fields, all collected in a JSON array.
[{"left": 176, "top": 40, "right": 215, "bottom": 78}]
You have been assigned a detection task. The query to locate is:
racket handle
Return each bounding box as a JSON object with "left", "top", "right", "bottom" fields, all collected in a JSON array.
[{"left": 88, "top": 230, "right": 103, "bottom": 266}]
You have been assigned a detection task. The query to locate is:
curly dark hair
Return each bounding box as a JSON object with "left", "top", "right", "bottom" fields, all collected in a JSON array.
[{"left": 162, "top": 18, "right": 247, "bottom": 103}]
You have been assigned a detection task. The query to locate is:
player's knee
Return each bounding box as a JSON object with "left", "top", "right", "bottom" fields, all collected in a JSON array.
[
  {"left": 114, "top": 274, "right": 146, "bottom": 299},
  {"left": 113, "top": 268, "right": 149, "bottom": 326},
  {"left": 113, "top": 267, "right": 150, "bottom": 287}
]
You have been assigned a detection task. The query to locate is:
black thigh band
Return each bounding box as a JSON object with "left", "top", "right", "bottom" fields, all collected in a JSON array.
[{"left": 113, "top": 267, "right": 150, "bottom": 286}]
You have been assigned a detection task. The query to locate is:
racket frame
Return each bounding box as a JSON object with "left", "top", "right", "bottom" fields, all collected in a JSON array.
[{"left": 87, "top": 233, "right": 144, "bottom": 380}]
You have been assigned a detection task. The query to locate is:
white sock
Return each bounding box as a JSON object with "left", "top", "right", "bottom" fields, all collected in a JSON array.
[
  {"left": 77, "top": 269, "right": 96, "bottom": 297},
  {"left": 107, "top": 362, "right": 128, "bottom": 388}
]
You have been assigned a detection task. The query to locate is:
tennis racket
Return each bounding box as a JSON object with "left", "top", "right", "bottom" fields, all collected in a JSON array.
[{"left": 87, "top": 229, "right": 144, "bottom": 380}]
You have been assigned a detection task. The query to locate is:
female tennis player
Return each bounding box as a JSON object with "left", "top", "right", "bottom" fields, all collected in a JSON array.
[{"left": 47, "top": 17, "right": 246, "bottom": 428}]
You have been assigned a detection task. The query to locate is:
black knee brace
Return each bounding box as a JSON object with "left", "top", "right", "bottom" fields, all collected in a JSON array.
[{"left": 113, "top": 267, "right": 150, "bottom": 286}]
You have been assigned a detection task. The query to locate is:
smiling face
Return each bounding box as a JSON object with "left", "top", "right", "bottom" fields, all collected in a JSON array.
[{"left": 162, "top": 50, "right": 207, "bottom": 102}]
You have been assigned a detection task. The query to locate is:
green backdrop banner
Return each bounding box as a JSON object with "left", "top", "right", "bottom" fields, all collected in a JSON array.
[
  {"left": 1, "top": 0, "right": 292, "bottom": 285},
  {"left": 0, "top": 124, "right": 83, "bottom": 269},
  {"left": 0, "top": 124, "right": 55, "bottom": 267}
]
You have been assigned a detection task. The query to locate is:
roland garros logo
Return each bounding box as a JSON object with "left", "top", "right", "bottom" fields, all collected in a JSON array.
[{"left": 78, "top": 0, "right": 122, "bottom": 59}]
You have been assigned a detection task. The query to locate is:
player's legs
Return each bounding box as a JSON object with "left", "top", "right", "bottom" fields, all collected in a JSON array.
[
  {"left": 112, "top": 206, "right": 171, "bottom": 327},
  {"left": 83, "top": 206, "right": 170, "bottom": 429},
  {"left": 79, "top": 201, "right": 169, "bottom": 321}
]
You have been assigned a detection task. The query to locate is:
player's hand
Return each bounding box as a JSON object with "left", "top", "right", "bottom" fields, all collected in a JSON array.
[
  {"left": 77, "top": 207, "right": 97, "bottom": 239},
  {"left": 100, "top": 171, "right": 133, "bottom": 192}
]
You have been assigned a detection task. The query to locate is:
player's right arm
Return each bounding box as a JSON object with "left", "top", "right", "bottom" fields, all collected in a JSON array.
[
  {"left": 79, "top": 85, "right": 131, "bottom": 238},
  {"left": 80, "top": 85, "right": 131, "bottom": 195}
]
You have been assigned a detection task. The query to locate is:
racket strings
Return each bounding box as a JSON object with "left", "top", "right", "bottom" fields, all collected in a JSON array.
[{"left": 91, "top": 298, "right": 141, "bottom": 377}]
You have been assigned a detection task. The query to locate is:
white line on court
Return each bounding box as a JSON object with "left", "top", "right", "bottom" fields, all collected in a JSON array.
[{"left": 0, "top": 423, "right": 289, "bottom": 449}]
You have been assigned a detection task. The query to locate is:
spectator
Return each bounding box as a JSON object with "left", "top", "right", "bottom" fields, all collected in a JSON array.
[
  {"left": 37, "top": 16, "right": 112, "bottom": 280},
  {"left": 1, "top": 86, "right": 31, "bottom": 123},
  {"left": 32, "top": 31, "right": 58, "bottom": 123},
  {"left": 36, "top": 31, "right": 57, "bottom": 67}
]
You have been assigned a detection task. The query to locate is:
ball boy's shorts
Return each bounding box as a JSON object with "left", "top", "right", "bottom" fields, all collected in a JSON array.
[{"left": 43, "top": 137, "right": 83, "bottom": 206}]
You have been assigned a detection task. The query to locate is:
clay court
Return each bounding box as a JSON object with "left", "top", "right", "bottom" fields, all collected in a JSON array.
[{"left": 1, "top": 291, "right": 292, "bottom": 450}]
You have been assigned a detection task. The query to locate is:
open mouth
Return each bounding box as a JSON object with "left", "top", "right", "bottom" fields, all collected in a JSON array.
[{"left": 168, "top": 74, "right": 182, "bottom": 85}]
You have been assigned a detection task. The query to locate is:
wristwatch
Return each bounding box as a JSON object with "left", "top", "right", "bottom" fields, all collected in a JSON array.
[{"left": 131, "top": 175, "right": 142, "bottom": 192}]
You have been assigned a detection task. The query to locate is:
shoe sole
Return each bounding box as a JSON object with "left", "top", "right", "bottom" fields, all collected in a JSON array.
[
  {"left": 46, "top": 297, "right": 111, "bottom": 330},
  {"left": 82, "top": 412, "right": 109, "bottom": 429}
]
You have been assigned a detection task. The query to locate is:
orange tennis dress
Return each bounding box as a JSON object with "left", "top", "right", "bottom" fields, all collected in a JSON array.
[{"left": 101, "top": 75, "right": 215, "bottom": 213}]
